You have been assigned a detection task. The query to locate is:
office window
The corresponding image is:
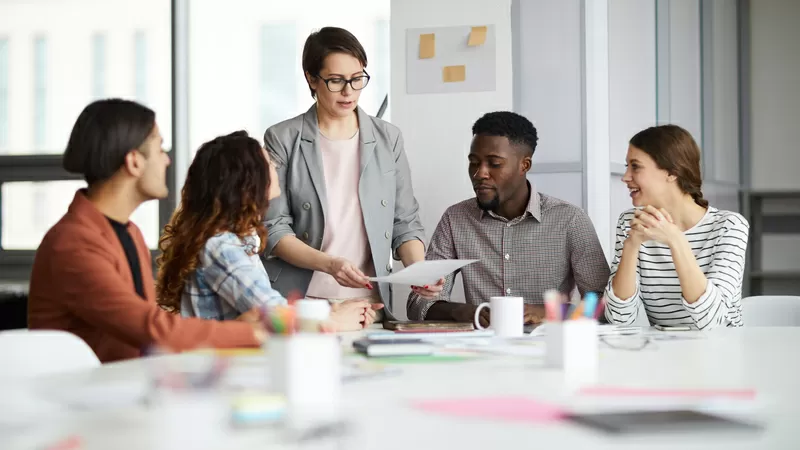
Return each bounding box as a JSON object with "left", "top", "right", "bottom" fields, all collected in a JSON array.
[
  {"left": 134, "top": 31, "right": 147, "bottom": 103},
  {"left": 0, "top": 38, "right": 8, "bottom": 151},
  {"left": 92, "top": 33, "right": 106, "bottom": 99},
  {"left": 0, "top": 2, "right": 172, "bottom": 261},
  {"left": 32, "top": 186, "right": 48, "bottom": 236},
  {"left": 33, "top": 35, "right": 47, "bottom": 150},
  {"left": 2, "top": 180, "right": 86, "bottom": 250},
  {"left": 187, "top": 1, "right": 390, "bottom": 157},
  {"left": 259, "top": 24, "right": 297, "bottom": 131}
]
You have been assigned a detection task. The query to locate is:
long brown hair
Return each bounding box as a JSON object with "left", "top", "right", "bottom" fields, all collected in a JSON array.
[
  {"left": 157, "top": 131, "right": 271, "bottom": 313},
  {"left": 629, "top": 124, "right": 709, "bottom": 208}
]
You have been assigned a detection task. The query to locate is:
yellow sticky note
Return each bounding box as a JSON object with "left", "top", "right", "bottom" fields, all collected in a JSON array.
[
  {"left": 419, "top": 33, "right": 435, "bottom": 59},
  {"left": 468, "top": 26, "right": 487, "bottom": 47},
  {"left": 442, "top": 65, "right": 466, "bottom": 83}
]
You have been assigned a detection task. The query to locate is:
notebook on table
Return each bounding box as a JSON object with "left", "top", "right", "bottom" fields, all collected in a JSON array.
[{"left": 383, "top": 321, "right": 474, "bottom": 332}]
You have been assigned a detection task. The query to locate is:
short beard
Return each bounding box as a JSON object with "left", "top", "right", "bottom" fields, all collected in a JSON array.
[{"left": 475, "top": 195, "right": 500, "bottom": 212}]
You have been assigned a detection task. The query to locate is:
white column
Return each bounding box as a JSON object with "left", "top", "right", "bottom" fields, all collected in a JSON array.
[
  {"left": 584, "top": 0, "right": 612, "bottom": 259},
  {"left": 172, "top": 0, "right": 190, "bottom": 196}
]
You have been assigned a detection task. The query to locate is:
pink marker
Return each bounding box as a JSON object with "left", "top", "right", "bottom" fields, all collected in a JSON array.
[
  {"left": 46, "top": 436, "right": 82, "bottom": 450},
  {"left": 544, "top": 290, "right": 561, "bottom": 322},
  {"left": 594, "top": 295, "right": 607, "bottom": 320}
]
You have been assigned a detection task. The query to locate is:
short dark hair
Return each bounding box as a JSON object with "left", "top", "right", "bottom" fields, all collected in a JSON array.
[
  {"left": 629, "top": 125, "right": 708, "bottom": 208},
  {"left": 472, "top": 111, "right": 538, "bottom": 157},
  {"left": 63, "top": 99, "right": 156, "bottom": 185},
  {"left": 302, "top": 27, "right": 368, "bottom": 98}
]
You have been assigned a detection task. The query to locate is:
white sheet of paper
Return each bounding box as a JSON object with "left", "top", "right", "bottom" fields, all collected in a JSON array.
[
  {"left": 442, "top": 337, "right": 546, "bottom": 357},
  {"left": 367, "top": 259, "right": 478, "bottom": 285}
]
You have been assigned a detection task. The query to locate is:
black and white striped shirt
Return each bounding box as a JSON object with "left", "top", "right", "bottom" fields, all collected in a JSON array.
[{"left": 604, "top": 207, "right": 749, "bottom": 330}]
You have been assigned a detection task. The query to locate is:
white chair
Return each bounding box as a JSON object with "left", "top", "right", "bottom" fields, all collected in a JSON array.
[
  {"left": 0, "top": 329, "right": 100, "bottom": 379},
  {"left": 742, "top": 295, "right": 800, "bottom": 327}
]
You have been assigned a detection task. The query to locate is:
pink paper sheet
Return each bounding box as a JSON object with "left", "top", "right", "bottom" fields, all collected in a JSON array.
[
  {"left": 579, "top": 386, "right": 756, "bottom": 399},
  {"left": 411, "top": 397, "right": 566, "bottom": 423}
]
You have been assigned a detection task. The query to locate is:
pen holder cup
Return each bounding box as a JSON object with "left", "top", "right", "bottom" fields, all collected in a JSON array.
[
  {"left": 148, "top": 354, "right": 229, "bottom": 450},
  {"left": 545, "top": 318, "right": 599, "bottom": 386},
  {"left": 155, "top": 390, "right": 227, "bottom": 450},
  {"left": 268, "top": 334, "right": 342, "bottom": 424}
]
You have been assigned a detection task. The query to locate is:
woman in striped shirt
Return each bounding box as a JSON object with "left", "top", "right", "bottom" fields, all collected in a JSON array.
[{"left": 605, "top": 125, "right": 748, "bottom": 330}]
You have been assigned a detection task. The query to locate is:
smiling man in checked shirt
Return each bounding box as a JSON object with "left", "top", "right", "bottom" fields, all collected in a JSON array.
[{"left": 406, "top": 112, "right": 610, "bottom": 326}]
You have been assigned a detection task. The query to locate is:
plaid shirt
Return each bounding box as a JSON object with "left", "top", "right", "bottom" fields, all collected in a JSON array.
[
  {"left": 406, "top": 184, "right": 610, "bottom": 320},
  {"left": 181, "top": 232, "right": 286, "bottom": 320}
]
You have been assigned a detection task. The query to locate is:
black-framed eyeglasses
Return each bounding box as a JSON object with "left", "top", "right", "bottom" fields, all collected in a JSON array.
[{"left": 318, "top": 71, "right": 371, "bottom": 92}]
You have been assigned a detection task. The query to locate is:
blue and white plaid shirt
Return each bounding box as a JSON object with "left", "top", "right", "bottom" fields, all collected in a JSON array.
[{"left": 181, "top": 231, "right": 286, "bottom": 319}]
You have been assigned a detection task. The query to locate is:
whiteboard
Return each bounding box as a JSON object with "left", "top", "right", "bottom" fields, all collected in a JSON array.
[{"left": 406, "top": 25, "right": 497, "bottom": 95}]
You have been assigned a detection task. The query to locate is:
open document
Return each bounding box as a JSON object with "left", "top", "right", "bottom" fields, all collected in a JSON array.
[{"left": 368, "top": 259, "right": 478, "bottom": 285}]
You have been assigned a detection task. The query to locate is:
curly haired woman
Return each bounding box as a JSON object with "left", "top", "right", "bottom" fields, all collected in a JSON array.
[{"left": 157, "top": 131, "right": 379, "bottom": 330}]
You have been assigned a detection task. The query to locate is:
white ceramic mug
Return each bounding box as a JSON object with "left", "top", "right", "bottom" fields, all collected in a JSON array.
[
  {"left": 294, "top": 299, "right": 331, "bottom": 333},
  {"left": 473, "top": 296, "right": 524, "bottom": 337}
]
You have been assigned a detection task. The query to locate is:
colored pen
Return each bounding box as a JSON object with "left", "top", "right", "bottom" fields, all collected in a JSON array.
[
  {"left": 544, "top": 290, "right": 560, "bottom": 322},
  {"left": 569, "top": 302, "right": 584, "bottom": 320},
  {"left": 44, "top": 435, "right": 82, "bottom": 450},
  {"left": 583, "top": 292, "right": 599, "bottom": 319},
  {"left": 563, "top": 303, "right": 575, "bottom": 320},
  {"left": 595, "top": 295, "right": 607, "bottom": 320}
]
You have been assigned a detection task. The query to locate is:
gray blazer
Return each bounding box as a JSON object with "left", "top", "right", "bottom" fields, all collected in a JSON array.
[{"left": 261, "top": 105, "right": 425, "bottom": 319}]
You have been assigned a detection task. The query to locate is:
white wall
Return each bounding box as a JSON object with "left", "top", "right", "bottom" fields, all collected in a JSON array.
[
  {"left": 608, "top": 0, "right": 656, "bottom": 166},
  {"left": 515, "top": 0, "right": 586, "bottom": 226},
  {"left": 607, "top": 0, "right": 657, "bottom": 249},
  {"left": 515, "top": 0, "right": 583, "bottom": 166},
  {"left": 391, "top": 0, "right": 513, "bottom": 315},
  {"left": 709, "top": 0, "right": 740, "bottom": 184},
  {"left": 700, "top": 0, "right": 740, "bottom": 211},
  {"left": 514, "top": 0, "right": 617, "bottom": 259},
  {"left": 659, "top": 0, "right": 702, "bottom": 139},
  {"left": 515, "top": 0, "right": 689, "bottom": 259},
  {"left": 750, "top": 0, "right": 800, "bottom": 191},
  {"left": 749, "top": 0, "right": 800, "bottom": 289}
]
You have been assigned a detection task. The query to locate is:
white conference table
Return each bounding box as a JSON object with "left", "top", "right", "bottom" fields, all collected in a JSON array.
[{"left": 3, "top": 326, "right": 799, "bottom": 450}]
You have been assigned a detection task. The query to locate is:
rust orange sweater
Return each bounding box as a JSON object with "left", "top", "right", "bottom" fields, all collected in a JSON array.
[{"left": 28, "top": 191, "right": 259, "bottom": 362}]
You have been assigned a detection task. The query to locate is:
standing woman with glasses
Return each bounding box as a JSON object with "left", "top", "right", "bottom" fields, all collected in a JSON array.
[{"left": 261, "top": 27, "right": 443, "bottom": 329}]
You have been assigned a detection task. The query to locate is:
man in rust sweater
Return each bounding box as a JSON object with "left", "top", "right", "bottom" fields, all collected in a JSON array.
[{"left": 28, "top": 99, "right": 265, "bottom": 362}]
